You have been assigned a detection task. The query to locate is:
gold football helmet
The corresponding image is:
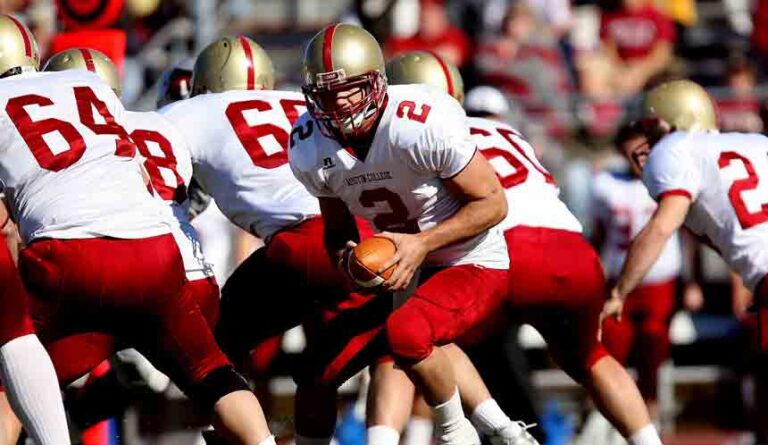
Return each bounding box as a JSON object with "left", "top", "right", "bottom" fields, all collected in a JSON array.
[
  {"left": 643, "top": 80, "right": 717, "bottom": 132},
  {"left": 43, "top": 48, "right": 121, "bottom": 95},
  {"left": 191, "top": 36, "right": 274, "bottom": 96},
  {"left": 0, "top": 15, "right": 39, "bottom": 78},
  {"left": 386, "top": 51, "right": 464, "bottom": 103},
  {"left": 302, "top": 23, "right": 387, "bottom": 143}
]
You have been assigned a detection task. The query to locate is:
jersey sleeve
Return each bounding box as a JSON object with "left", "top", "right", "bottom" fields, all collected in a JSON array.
[
  {"left": 288, "top": 117, "right": 335, "bottom": 198},
  {"left": 406, "top": 95, "right": 476, "bottom": 179},
  {"left": 643, "top": 136, "right": 701, "bottom": 201},
  {"left": 289, "top": 161, "right": 334, "bottom": 198}
]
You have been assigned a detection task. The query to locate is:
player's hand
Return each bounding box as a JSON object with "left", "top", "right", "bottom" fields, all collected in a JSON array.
[
  {"left": 377, "top": 232, "right": 429, "bottom": 291},
  {"left": 338, "top": 240, "right": 357, "bottom": 276},
  {"left": 598, "top": 289, "right": 625, "bottom": 341}
]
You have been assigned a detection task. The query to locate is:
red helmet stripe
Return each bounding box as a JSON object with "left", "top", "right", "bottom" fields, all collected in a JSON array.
[
  {"left": 79, "top": 48, "right": 96, "bottom": 73},
  {"left": 7, "top": 16, "right": 31, "bottom": 58},
  {"left": 322, "top": 24, "right": 338, "bottom": 72},
  {"left": 426, "top": 50, "right": 454, "bottom": 98},
  {"left": 239, "top": 36, "right": 255, "bottom": 90}
]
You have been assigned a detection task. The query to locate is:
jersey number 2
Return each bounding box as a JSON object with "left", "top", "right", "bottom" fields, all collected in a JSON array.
[
  {"left": 718, "top": 151, "right": 768, "bottom": 229},
  {"left": 359, "top": 187, "right": 420, "bottom": 233}
]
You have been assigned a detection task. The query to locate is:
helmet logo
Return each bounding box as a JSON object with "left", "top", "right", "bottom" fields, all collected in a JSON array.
[{"left": 315, "top": 68, "right": 347, "bottom": 88}]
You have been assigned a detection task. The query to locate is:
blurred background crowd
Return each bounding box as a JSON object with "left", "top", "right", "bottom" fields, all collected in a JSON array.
[{"left": 8, "top": 0, "right": 768, "bottom": 444}]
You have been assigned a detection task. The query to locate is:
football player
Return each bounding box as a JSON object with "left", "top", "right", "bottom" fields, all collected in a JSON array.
[
  {"left": 593, "top": 121, "right": 701, "bottom": 423},
  {"left": 290, "top": 24, "right": 511, "bottom": 445},
  {"left": 603, "top": 79, "right": 768, "bottom": 377},
  {"left": 40, "top": 49, "right": 222, "bottom": 328},
  {"left": 158, "top": 36, "right": 375, "bottom": 433},
  {"left": 0, "top": 17, "right": 275, "bottom": 445},
  {"left": 42, "top": 45, "right": 221, "bottom": 398},
  {"left": 376, "top": 50, "right": 664, "bottom": 445},
  {"left": 0, "top": 18, "right": 74, "bottom": 445}
]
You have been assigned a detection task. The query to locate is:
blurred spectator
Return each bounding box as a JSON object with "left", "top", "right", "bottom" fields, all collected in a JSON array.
[
  {"left": 480, "top": 0, "right": 572, "bottom": 39},
  {"left": 717, "top": 57, "right": 763, "bottom": 133},
  {"left": 475, "top": 3, "right": 572, "bottom": 136},
  {"left": 599, "top": 0, "right": 676, "bottom": 97},
  {"left": 753, "top": 0, "right": 768, "bottom": 75},
  {"left": 385, "top": 0, "right": 472, "bottom": 68}
]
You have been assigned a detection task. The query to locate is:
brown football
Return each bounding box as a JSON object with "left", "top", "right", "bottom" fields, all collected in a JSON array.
[{"left": 348, "top": 237, "right": 397, "bottom": 288}]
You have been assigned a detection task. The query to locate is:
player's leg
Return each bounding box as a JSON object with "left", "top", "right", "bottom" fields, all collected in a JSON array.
[
  {"left": 384, "top": 265, "right": 508, "bottom": 445},
  {"left": 294, "top": 384, "right": 339, "bottom": 445},
  {"left": 599, "top": 296, "right": 636, "bottom": 367},
  {"left": 403, "top": 395, "right": 434, "bottom": 445},
  {"left": 126, "top": 241, "right": 274, "bottom": 445},
  {"left": 22, "top": 235, "right": 275, "bottom": 445},
  {"left": 505, "top": 227, "right": 660, "bottom": 445},
  {"left": 0, "top": 392, "right": 21, "bottom": 445},
  {"left": 293, "top": 292, "right": 393, "bottom": 444},
  {"left": 634, "top": 280, "right": 676, "bottom": 421},
  {"left": 440, "top": 344, "right": 538, "bottom": 444},
  {"left": 0, "top": 236, "right": 70, "bottom": 445},
  {"left": 528, "top": 307, "right": 654, "bottom": 442},
  {"left": 217, "top": 218, "right": 347, "bottom": 372},
  {"left": 366, "top": 359, "right": 414, "bottom": 445}
]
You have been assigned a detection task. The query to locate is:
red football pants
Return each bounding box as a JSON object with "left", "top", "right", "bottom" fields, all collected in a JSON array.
[
  {"left": 216, "top": 216, "right": 372, "bottom": 371},
  {"left": 601, "top": 279, "right": 676, "bottom": 399},
  {"left": 297, "top": 264, "right": 509, "bottom": 386},
  {"left": 0, "top": 234, "right": 34, "bottom": 345},
  {"left": 754, "top": 275, "right": 768, "bottom": 352},
  {"left": 19, "top": 235, "right": 229, "bottom": 388},
  {"left": 503, "top": 226, "right": 609, "bottom": 382}
]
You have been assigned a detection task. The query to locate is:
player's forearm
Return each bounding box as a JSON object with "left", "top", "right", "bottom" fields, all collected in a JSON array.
[
  {"left": 416, "top": 189, "right": 507, "bottom": 253},
  {"left": 615, "top": 220, "right": 674, "bottom": 297}
]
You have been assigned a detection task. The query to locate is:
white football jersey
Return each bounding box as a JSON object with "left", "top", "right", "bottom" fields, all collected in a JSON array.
[
  {"left": 290, "top": 85, "right": 509, "bottom": 270},
  {"left": 467, "top": 116, "right": 582, "bottom": 233},
  {"left": 644, "top": 131, "right": 768, "bottom": 291},
  {"left": 125, "top": 111, "right": 213, "bottom": 281},
  {"left": 160, "top": 89, "right": 320, "bottom": 241},
  {"left": 592, "top": 170, "right": 682, "bottom": 283},
  {"left": 0, "top": 70, "right": 170, "bottom": 244}
]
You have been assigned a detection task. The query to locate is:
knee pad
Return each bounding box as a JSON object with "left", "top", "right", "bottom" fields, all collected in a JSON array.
[
  {"left": 189, "top": 365, "right": 250, "bottom": 409},
  {"left": 386, "top": 307, "right": 434, "bottom": 363}
]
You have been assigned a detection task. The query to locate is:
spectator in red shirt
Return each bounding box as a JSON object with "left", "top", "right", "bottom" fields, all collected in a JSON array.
[
  {"left": 385, "top": 0, "right": 472, "bottom": 68},
  {"left": 599, "top": 0, "right": 675, "bottom": 97},
  {"left": 718, "top": 58, "right": 763, "bottom": 133}
]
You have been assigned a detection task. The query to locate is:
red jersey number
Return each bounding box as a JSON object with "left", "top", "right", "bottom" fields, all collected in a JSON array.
[
  {"left": 359, "top": 187, "right": 420, "bottom": 233},
  {"left": 718, "top": 151, "right": 768, "bottom": 229},
  {"left": 226, "top": 98, "right": 307, "bottom": 169},
  {"left": 130, "top": 129, "right": 187, "bottom": 203},
  {"left": 396, "top": 101, "right": 432, "bottom": 123},
  {"left": 471, "top": 127, "right": 555, "bottom": 188},
  {"left": 6, "top": 87, "right": 135, "bottom": 172}
]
